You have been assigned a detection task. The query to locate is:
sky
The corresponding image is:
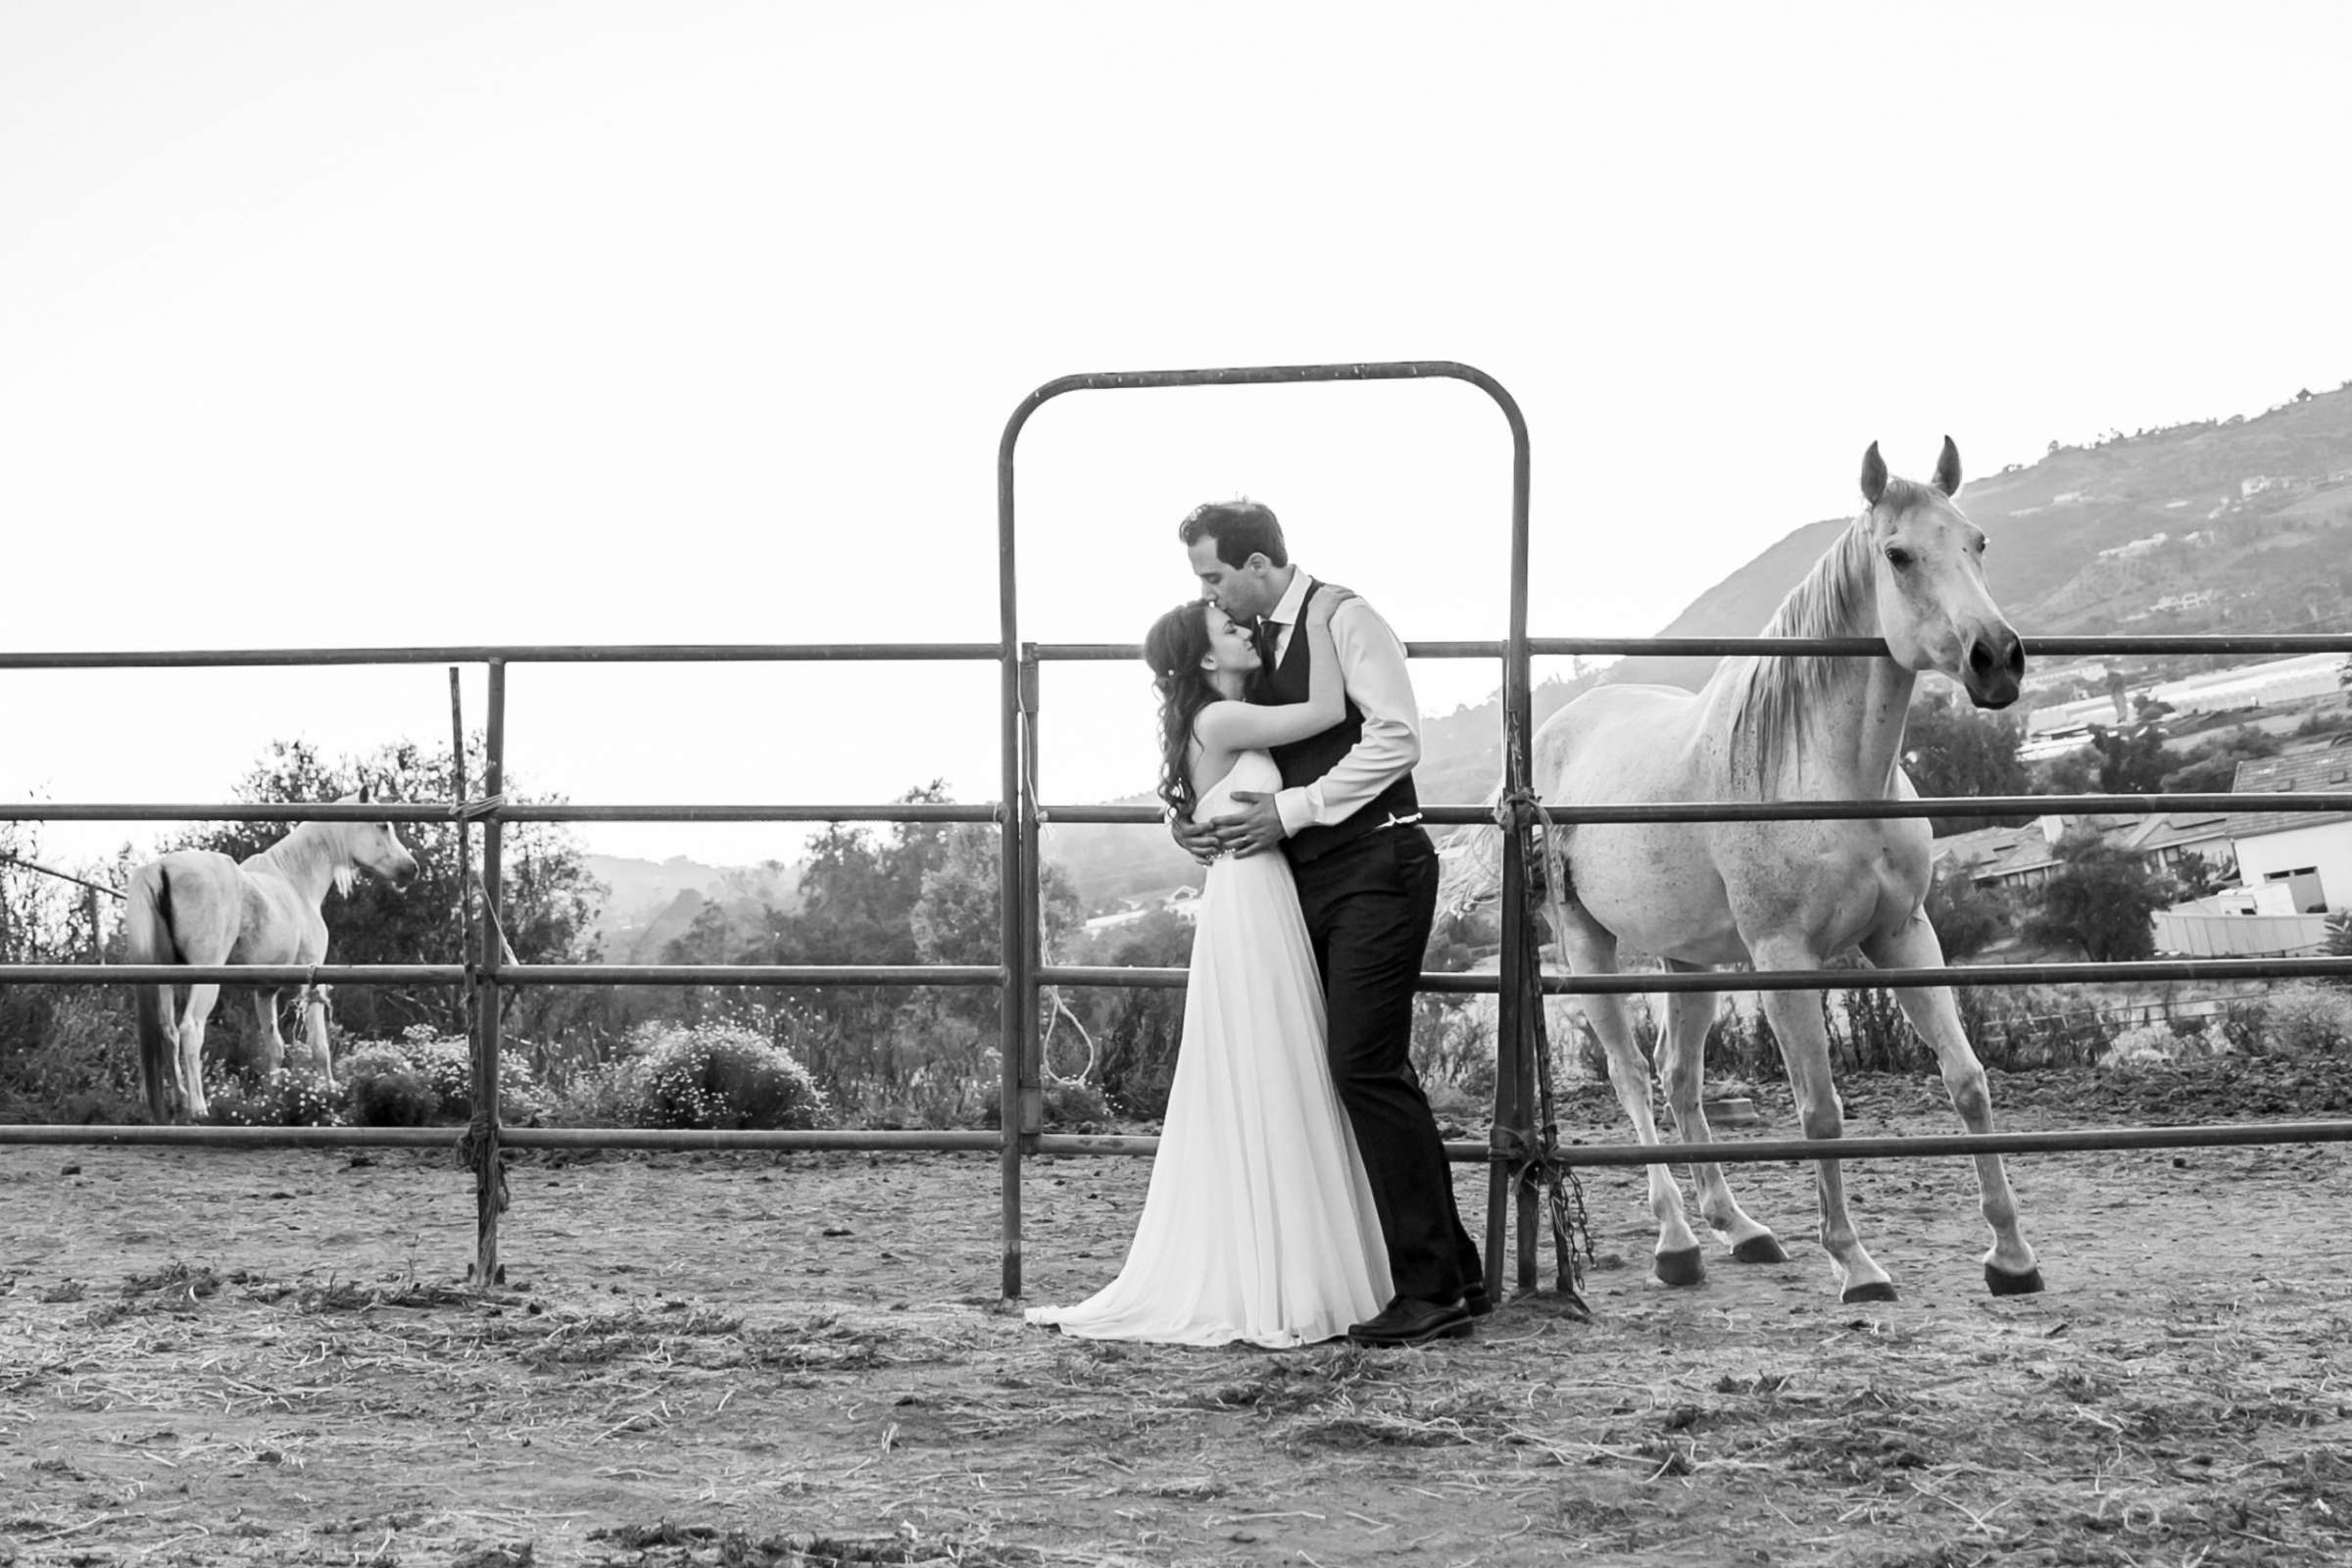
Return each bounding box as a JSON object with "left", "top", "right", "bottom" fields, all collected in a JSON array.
[{"left": 4, "top": 0, "right": 2349, "bottom": 872}]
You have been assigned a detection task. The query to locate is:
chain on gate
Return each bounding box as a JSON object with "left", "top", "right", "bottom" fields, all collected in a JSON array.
[{"left": 1496, "top": 733, "right": 1596, "bottom": 1316}]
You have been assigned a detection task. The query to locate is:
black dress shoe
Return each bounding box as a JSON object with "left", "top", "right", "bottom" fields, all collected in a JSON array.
[
  {"left": 1347, "top": 1295, "right": 1474, "bottom": 1348},
  {"left": 1461, "top": 1284, "right": 1494, "bottom": 1318}
]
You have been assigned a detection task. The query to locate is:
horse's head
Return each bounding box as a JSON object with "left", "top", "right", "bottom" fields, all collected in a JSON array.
[
  {"left": 343, "top": 782, "right": 421, "bottom": 894},
  {"left": 1860, "top": 437, "right": 2023, "bottom": 709}
]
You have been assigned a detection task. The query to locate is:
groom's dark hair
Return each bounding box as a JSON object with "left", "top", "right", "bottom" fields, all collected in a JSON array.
[{"left": 1179, "top": 500, "right": 1288, "bottom": 569}]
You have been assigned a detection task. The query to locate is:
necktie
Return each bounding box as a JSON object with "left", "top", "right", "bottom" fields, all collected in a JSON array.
[{"left": 1253, "top": 618, "right": 1283, "bottom": 667}]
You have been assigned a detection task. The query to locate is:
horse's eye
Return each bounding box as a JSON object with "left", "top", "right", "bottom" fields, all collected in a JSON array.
[{"left": 1885, "top": 547, "right": 1914, "bottom": 569}]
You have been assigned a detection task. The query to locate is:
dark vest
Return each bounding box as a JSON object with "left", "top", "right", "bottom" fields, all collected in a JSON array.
[{"left": 1266, "top": 581, "right": 1421, "bottom": 863}]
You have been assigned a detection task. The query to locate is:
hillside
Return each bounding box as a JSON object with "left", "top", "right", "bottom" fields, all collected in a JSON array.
[
  {"left": 582, "top": 854, "right": 802, "bottom": 964},
  {"left": 1612, "top": 381, "right": 2352, "bottom": 690}
]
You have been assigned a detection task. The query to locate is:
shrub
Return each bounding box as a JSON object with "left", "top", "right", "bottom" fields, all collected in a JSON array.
[
  {"left": 340, "top": 1047, "right": 439, "bottom": 1127},
  {"left": 2101, "top": 1021, "right": 2186, "bottom": 1068},
  {"left": 335, "top": 1028, "right": 552, "bottom": 1124},
  {"left": 632, "top": 1020, "right": 829, "bottom": 1131},
  {"left": 545, "top": 1057, "right": 649, "bottom": 1128},
  {"left": 977, "top": 1074, "right": 1111, "bottom": 1131}
]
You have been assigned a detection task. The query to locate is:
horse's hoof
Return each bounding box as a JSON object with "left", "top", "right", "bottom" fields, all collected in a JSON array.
[
  {"left": 1986, "top": 1263, "right": 2045, "bottom": 1297},
  {"left": 1654, "top": 1247, "right": 1707, "bottom": 1288},
  {"left": 1840, "top": 1280, "right": 1899, "bottom": 1304},
  {"left": 1731, "top": 1235, "right": 1790, "bottom": 1265}
]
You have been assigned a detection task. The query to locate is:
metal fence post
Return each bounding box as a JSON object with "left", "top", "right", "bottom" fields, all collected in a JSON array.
[
  {"left": 469, "top": 660, "right": 508, "bottom": 1288},
  {"left": 998, "top": 444, "right": 1026, "bottom": 1301},
  {"left": 1018, "top": 645, "right": 1045, "bottom": 1143}
]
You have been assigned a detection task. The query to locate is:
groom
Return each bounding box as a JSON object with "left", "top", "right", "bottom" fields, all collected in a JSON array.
[{"left": 1171, "top": 499, "right": 1486, "bottom": 1347}]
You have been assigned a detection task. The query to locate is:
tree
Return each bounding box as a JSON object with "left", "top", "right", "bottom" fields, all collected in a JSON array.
[
  {"left": 2041, "top": 723, "right": 2175, "bottom": 796},
  {"left": 1924, "top": 864, "right": 2010, "bottom": 961},
  {"left": 1902, "top": 695, "right": 2031, "bottom": 836},
  {"left": 2160, "top": 724, "right": 2279, "bottom": 794},
  {"left": 2023, "top": 829, "right": 2170, "bottom": 962},
  {"left": 910, "top": 821, "right": 1082, "bottom": 1042}
]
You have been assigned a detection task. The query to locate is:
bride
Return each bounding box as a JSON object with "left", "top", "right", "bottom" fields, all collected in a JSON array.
[{"left": 1026, "top": 586, "right": 1391, "bottom": 1347}]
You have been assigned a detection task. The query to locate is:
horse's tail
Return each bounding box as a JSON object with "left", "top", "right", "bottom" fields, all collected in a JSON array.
[
  {"left": 1435, "top": 781, "right": 1512, "bottom": 917},
  {"left": 1435, "top": 781, "right": 1572, "bottom": 934},
  {"left": 122, "top": 863, "right": 179, "bottom": 1123}
]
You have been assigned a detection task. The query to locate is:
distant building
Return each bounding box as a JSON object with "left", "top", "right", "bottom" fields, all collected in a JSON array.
[
  {"left": 1081, "top": 884, "right": 1202, "bottom": 935},
  {"left": 2096, "top": 531, "right": 2168, "bottom": 562},
  {"left": 2229, "top": 741, "right": 2352, "bottom": 913},
  {"left": 1936, "top": 811, "right": 2236, "bottom": 898}
]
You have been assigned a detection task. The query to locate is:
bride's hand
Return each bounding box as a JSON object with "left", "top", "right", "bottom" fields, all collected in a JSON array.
[{"left": 1306, "top": 585, "right": 1355, "bottom": 630}]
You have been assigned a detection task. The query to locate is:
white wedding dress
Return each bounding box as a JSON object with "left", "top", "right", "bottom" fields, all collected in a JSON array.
[{"left": 1027, "top": 751, "right": 1393, "bottom": 1348}]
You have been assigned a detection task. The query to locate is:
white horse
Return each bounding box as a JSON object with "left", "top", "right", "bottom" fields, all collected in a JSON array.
[
  {"left": 1491, "top": 439, "right": 2040, "bottom": 1302},
  {"left": 124, "top": 798, "right": 419, "bottom": 1122}
]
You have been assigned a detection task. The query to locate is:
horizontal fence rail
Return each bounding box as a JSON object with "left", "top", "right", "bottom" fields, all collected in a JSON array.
[
  {"left": 0, "top": 643, "right": 1007, "bottom": 669},
  {"left": 8, "top": 1119, "right": 2352, "bottom": 1166},
  {"left": 1039, "top": 791, "right": 2352, "bottom": 826},
  {"left": 1039, "top": 954, "right": 2352, "bottom": 993},
  {"left": 1039, "top": 1119, "right": 2352, "bottom": 1164},
  {"left": 1030, "top": 632, "right": 2352, "bottom": 662}
]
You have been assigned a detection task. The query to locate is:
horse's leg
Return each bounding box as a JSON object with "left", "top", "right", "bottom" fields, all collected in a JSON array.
[
  {"left": 1658, "top": 973, "right": 1786, "bottom": 1263},
  {"left": 1752, "top": 945, "right": 1894, "bottom": 1302},
  {"left": 1862, "top": 914, "right": 2043, "bottom": 1295},
  {"left": 304, "top": 986, "right": 335, "bottom": 1087},
  {"left": 253, "top": 988, "right": 288, "bottom": 1076},
  {"left": 178, "top": 984, "right": 220, "bottom": 1122},
  {"left": 1558, "top": 914, "right": 1708, "bottom": 1286}
]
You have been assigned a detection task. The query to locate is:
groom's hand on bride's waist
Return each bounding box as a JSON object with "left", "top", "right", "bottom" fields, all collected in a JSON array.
[{"left": 1209, "top": 791, "right": 1286, "bottom": 858}]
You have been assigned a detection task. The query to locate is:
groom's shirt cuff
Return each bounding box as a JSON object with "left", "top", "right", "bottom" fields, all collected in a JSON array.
[
  {"left": 1276, "top": 787, "right": 1317, "bottom": 838},
  {"left": 1272, "top": 599, "right": 1421, "bottom": 838}
]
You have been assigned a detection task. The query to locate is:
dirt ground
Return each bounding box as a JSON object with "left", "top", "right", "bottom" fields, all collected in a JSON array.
[{"left": 7, "top": 1059, "right": 2352, "bottom": 1568}]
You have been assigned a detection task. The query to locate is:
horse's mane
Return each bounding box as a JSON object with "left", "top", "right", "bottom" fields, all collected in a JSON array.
[
  {"left": 251, "top": 819, "right": 361, "bottom": 900},
  {"left": 1723, "top": 483, "right": 1928, "bottom": 792}
]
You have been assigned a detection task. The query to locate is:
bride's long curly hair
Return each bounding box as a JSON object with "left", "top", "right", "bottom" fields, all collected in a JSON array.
[{"left": 1143, "top": 601, "right": 1219, "bottom": 822}]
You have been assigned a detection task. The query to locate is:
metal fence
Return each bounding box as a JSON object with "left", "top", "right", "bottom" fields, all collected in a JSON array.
[{"left": 5, "top": 361, "right": 2352, "bottom": 1304}]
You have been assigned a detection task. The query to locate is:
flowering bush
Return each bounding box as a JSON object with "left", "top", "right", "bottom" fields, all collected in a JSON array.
[
  {"left": 208, "top": 1069, "right": 347, "bottom": 1127},
  {"left": 629, "top": 1020, "right": 829, "bottom": 1131},
  {"left": 335, "top": 1026, "right": 552, "bottom": 1125}
]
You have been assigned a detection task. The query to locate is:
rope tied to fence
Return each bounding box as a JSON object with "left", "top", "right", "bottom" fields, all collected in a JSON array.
[
  {"left": 452, "top": 792, "right": 506, "bottom": 824},
  {"left": 1495, "top": 747, "right": 1595, "bottom": 1312}
]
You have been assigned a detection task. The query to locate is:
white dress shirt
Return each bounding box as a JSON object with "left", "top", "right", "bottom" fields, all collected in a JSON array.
[{"left": 1260, "top": 569, "right": 1423, "bottom": 838}]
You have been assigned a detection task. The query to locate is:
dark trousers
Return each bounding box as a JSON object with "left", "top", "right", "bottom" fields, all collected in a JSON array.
[{"left": 1289, "top": 825, "right": 1482, "bottom": 1304}]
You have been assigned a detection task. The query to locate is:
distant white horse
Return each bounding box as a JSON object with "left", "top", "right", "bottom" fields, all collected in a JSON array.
[
  {"left": 124, "top": 797, "right": 419, "bottom": 1122},
  {"left": 1470, "top": 439, "right": 2041, "bottom": 1303}
]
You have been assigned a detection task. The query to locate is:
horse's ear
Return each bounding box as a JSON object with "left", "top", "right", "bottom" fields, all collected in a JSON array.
[
  {"left": 1934, "top": 435, "right": 1962, "bottom": 497},
  {"left": 358, "top": 781, "right": 372, "bottom": 805},
  {"left": 1859, "top": 442, "right": 1888, "bottom": 508}
]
